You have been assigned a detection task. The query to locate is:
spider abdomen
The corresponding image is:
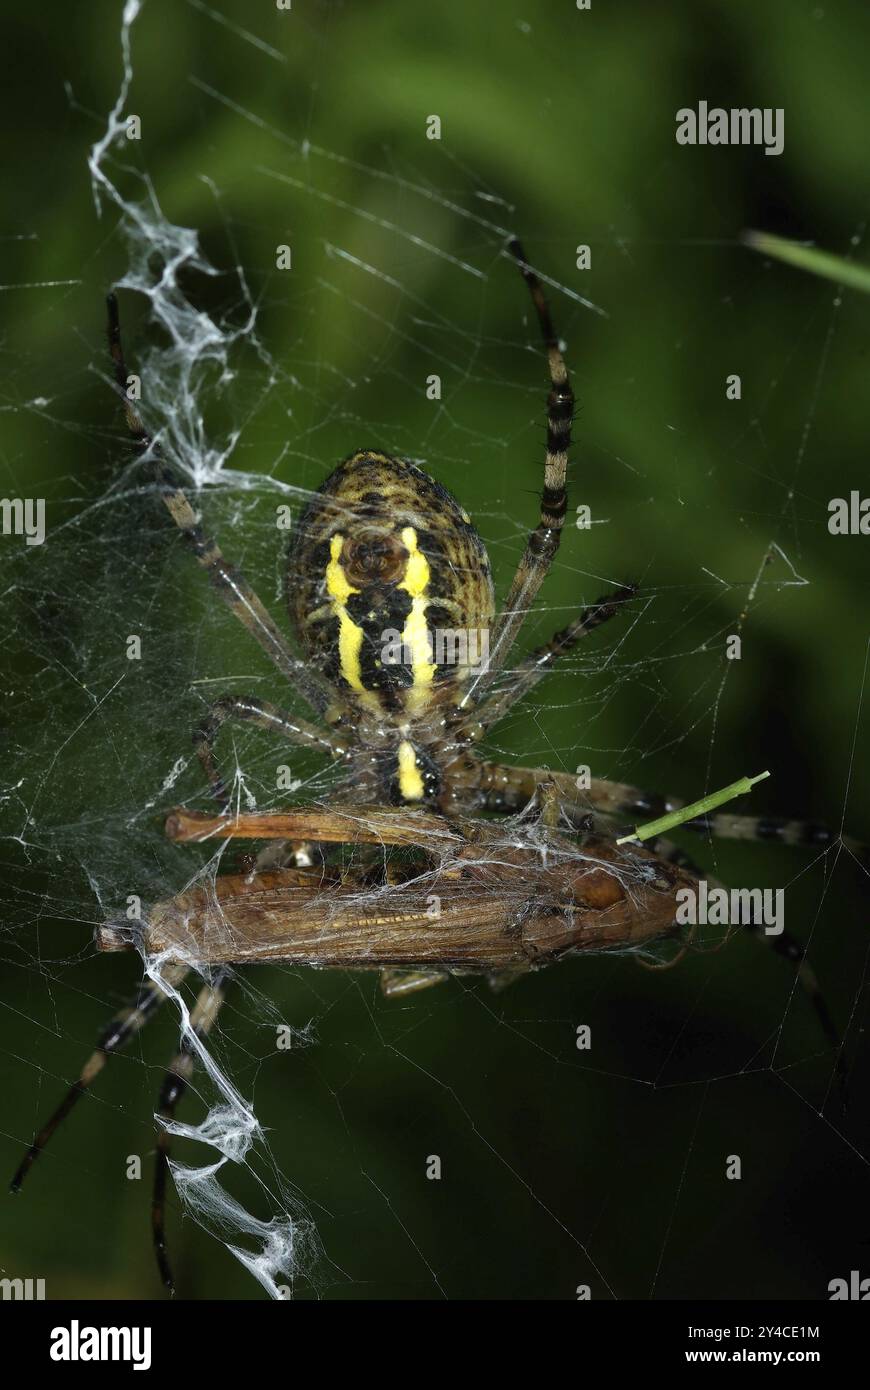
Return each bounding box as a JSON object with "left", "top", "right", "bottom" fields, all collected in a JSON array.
[{"left": 286, "top": 451, "right": 495, "bottom": 730}]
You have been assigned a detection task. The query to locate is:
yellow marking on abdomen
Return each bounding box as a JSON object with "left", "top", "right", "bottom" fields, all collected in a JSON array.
[
  {"left": 324, "top": 527, "right": 436, "bottom": 718},
  {"left": 398, "top": 526, "right": 435, "bottom": 715},
  {"left": 325, "top": 534, "right": 380, "bottom": 711},
  {"left": 397, "top": 740, "right": 425, "bottom": 800}
]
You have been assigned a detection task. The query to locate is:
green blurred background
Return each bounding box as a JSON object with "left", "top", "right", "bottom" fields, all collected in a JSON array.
[{"left": 1, "top": 0, "right": 869, "bottom": 1300}]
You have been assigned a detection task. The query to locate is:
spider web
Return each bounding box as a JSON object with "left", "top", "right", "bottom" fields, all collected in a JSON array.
[{"left": 1, "top": 0, "right": 869, "bottom": 1301}]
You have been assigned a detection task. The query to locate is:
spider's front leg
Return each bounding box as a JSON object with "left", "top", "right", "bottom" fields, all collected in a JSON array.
[
  {"left": 476, "top": 761, "right": 863, "bottom": 855},
  {"left": 106, "top": 293, "right": 344, "bottom": 747},
  {"left": 474, "top": 238, "right": 574, "bottom": 690}
]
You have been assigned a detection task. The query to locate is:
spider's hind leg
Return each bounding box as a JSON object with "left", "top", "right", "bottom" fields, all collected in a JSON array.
[
  {"left": 745, "top": 919, "right": 848, "bottom": 1106},
  {"left": 648, "top": 838, "right": 849, "bottom": 1104},
  {"left": 10, "top": 962, "right": 189, "bottom": 1193},
  {"left": 152, "top": 968, "right": 230, "bottom": 1293}
]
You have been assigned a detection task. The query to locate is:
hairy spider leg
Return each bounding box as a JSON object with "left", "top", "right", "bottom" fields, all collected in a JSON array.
[
  {"left": 10, "top": 962, "right": 189, "bottom": 1193},
  {"left": 465, "top": 238, "right": 574, "bottom": 702},
  {"left": 152, "top": 969, "right": 230, "bottom": 1293},
  {"left": 195, "top": 695, "right": 343, "bottom": 809},
  {"left": 476, "top": 763, "right": 865, "bottom": 856},
  {"left": 469, "top": 583, "right": 637, "bottom": 735},
  {"left": 654, "top": 838, "right": 849, "bottom": 1104},
  {"left": 105, "top": 293, "right": 343, "bottom": 750}
]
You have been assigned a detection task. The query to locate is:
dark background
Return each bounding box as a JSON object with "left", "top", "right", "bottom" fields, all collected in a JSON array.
[{"left": 1, "top": 0, "right": 868, "bottom": 1300}]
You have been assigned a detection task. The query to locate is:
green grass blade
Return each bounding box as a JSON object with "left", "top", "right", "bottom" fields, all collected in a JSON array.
[{"left": 743, "top": 229, "right": 870, "bottom": 295}]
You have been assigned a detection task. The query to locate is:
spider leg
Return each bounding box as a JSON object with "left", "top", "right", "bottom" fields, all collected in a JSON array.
[
  {"left": 105, "top": 294, "right": 342, "bottom": 741},
  {"left": 601, "top": 779, "right": 855, "bottom": 855},
  {"left": 476, "top": 763, "right": 864, "bottom": 856},
  {"left": 645, "top": 838, "right": 848, "bottom": 1101},
  {"left": 195, "top": 695, "right": 344, "bottom": 808},
  {"left": 152, "top": 969, "right": 229, "bottom": 1293},
  {"left": 10, "top": 962, "right": 189, "bottom": 1193},
  {"left": 476, "top": 762, "right": 623, "bottom": 825},
  {"left": 468, "top": 239, "right": 573, "bottom": 699},
  {"left": 757, "top": 929, "right": 847, "bottom": 1096},
  {"left": 476, "top": 769, "right": 852, "bottom": 1091},
  {"left": 470, "top": 584, "right": 636, "bottom": 734},
  {"left": 677, "top": 810, "right": 861, "bottom": 855}
]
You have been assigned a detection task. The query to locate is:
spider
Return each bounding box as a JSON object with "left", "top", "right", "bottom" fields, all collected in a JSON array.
[{"left": 10, "top": 240, "right": 854, "bottom": 1294}]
